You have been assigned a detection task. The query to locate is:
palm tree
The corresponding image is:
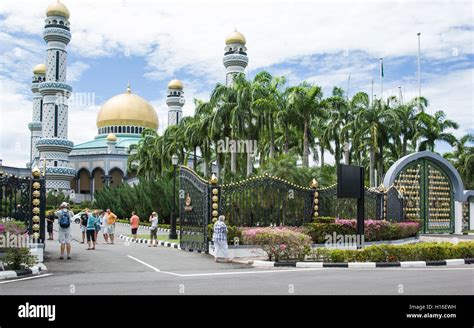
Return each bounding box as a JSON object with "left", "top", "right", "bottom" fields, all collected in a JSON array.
[
  {"left": 354, "top": 96, "right": 399, "bottom": 186},
  {"left": 415, "top": 110, "right": 459, "bottom": 152},
  {"left": 287, "top": 82, "right": 324, "bottom": 167},
  {"left": 444, "top": 134, "right": 474, "bottom": 189}
]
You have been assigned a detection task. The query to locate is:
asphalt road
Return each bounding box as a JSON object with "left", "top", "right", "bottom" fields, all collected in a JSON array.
[{"left": 0, "top": 223, "right": 473, "bottom": 295}]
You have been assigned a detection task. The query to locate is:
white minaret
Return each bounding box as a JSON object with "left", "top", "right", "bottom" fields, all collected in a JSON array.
[
  {"left": 166, "top": 79, "right": 185, "bottom": 126},
  {"left": 223, "top": 30, "right": 248, "bottom": 86},
  {"left": 28, "top": 64, "right": 46, "bottom": 168},
  {"left": 36, "top": 0, "right": 75, "bottom": 190}
]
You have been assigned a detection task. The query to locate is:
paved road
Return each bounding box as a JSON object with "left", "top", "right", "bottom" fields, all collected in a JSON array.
[{"left": 0, "top": 223, "right": 473, "bottom": 295}]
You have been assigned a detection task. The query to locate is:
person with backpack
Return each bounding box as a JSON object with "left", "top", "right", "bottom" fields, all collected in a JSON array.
[
  {"left": 55, "top": 202, "right": 74, "bottom": 260},
  {"left": 86, "top": 210, "right": 99, "bottom": 250},
  {"left": 79, "top": 209, "right": 89, "bottom": 244}
]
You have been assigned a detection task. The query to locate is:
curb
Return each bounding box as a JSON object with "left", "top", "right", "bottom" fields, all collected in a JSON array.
[
  {"left": 118, "top": 234, "right": 180, "bottom": 250},
  {"left": 250, "top": 258, "right": 474, "bottom": 268},
  {"left": 115, "top": 222, "right": 184, "bottom": 234},
  {"left": 0, "top": 263, "right": 47, "bottom": 281}
]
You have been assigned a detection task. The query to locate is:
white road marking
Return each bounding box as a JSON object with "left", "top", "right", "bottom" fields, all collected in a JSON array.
[
  {"left": 0, "top": 273, "right": 53, "bottom": 284},
  {"left": 127, "top": 255, "right": 161, "bottom": 272}
]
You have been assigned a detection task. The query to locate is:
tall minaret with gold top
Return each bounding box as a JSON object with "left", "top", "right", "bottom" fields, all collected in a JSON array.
[
  {"left": 223, "top": 30, "right": 248, "bottom": 86},
  {"left": 36, "top": 0, "right": 75, "bottom": 190}
]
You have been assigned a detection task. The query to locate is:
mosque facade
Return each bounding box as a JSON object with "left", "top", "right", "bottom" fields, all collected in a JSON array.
[{"left": 27, "top": 1, "right": 248, "bottom": 203}]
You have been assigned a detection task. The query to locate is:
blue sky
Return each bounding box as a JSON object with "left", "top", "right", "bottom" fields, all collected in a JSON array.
[{"left": 0, "top": 0, "right": 473, "bottom": 167}]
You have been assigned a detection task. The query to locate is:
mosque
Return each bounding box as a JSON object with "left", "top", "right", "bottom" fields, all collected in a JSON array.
[{"left": 26, "top": 1, "right": 249, "bottom": 203}]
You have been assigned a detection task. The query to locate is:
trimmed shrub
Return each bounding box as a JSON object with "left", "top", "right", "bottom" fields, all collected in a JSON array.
[
  {"left": 314, "top": 217, "right": 336, "bottom": 224},
  {"left": 311, "top": 242, "right": 474, "bottom": 263},
  {"left": 3, "top": 247, "right": 37, "bottom": 270},
  {"left": 242, "top": 227, "right": 312, "bottom": 261}
]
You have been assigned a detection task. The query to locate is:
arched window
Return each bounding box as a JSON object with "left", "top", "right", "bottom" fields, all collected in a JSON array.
[
  {"left": 118, "top": 126, "right": 122, "bottom": 133},
  {"left": 126, "top": 126, "right": 130, "bottom": 133}
]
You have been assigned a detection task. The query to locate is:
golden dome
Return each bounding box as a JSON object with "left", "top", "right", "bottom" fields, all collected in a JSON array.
[
  {"left": 96, "top": 85, "right": 159, "bottom": 130},
  {"left": 225, "top": 30, "right": 246, "bottom": 45},
  {"left": 46, "top": 1, "right": 70, "bottom": 19},
  {"left": 106, "top": 133, "right": 117, "bottom": 142},
  {"left": 33, "top": 63, "right": 46, "bottom": 75},
  {"left": 168, "top": 79, "right": 183, "bottom": 90}
]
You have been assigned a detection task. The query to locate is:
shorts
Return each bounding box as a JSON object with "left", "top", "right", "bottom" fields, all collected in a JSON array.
[
  {"left": 80, "top": 226, "right": 86, "bottom": 233},
  {"left": 107, "top": 224, "right": 115, "bottom": 235},
  {"left": 100, "top": 226, "right": 108, "bottom": 234},
  {"left": 131, "top": 228, "right": 138, "bottom": 235},
  {"left": 86, "top": 229, "right": 96, "bottom": 242},
  {"left": 58, "top": 228, "right": 72, "bottom": 244},
  {"left": 47, "top": 223, "right": 53, "bottom": 233},
  {"left": 150, "top": 228, "right": 157, "bottom": 239}
]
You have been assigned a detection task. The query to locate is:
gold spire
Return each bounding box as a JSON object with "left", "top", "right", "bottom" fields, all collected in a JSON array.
[
  {"left": 46, "top": 0, "right": 70, "bottom": 19},
  {"left": 225, "top": 30, "right": 246, "bottom": 45}
]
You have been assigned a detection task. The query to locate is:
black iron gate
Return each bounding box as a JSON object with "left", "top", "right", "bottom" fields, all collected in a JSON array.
[
  {"left": 219, "top": 173, "right": 314, "bottom": 226},
  {"left": 0, "top": 168, "right": 46, "bottom": 242},
  {"left": 178, "top": 166, "right": 209, "bottom": 253}
]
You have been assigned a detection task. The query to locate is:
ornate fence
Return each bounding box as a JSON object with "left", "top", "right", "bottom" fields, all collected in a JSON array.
[
  {"left": 178, "top": 168, "right": 405, "bottom": 247},
  {"left": 0, "top": 168, "right": 46, "bottom": 242}
]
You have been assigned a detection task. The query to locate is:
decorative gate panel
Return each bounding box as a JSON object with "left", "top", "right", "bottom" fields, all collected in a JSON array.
[
  {"left": 394, "top": 159, "right": 453, "bottom": 233},
  {"left": 219, "top": 174, "right": 313, "bottom": 226},
  {"left": 179, "top": 166, "right": 209, "bottom": 253},
  {"left": 318, "top": 186, "right": 383, "bottom": 220}
]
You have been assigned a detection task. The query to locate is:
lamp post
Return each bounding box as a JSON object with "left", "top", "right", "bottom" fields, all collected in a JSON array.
[{"left": 169, "top": 154, "right": 179, "bottom": 240}]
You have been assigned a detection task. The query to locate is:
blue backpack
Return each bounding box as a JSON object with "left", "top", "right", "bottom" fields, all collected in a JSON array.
[{"left": 59, "top": 211, "right": 70, "bottom": 228}]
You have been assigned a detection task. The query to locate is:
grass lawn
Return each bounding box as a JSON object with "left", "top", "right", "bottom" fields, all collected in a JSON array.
[{"left": 127, "top": 234, "right": 179, "bottom": 243}]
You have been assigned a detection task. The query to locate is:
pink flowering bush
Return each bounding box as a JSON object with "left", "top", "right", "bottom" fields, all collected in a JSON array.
[
  {"left": 306, "top": 219, "right": 420, "bottom": 243},
  {"left": 242, "top": 227, "right": 312, "bottom": 261}
]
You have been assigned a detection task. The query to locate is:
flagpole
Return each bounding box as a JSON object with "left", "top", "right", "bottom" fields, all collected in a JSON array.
[
  {"left": 371, "top": 79, "right": 374, "bottom": 105},
  {"left": 346, "top": 75, "right": 351, "bottom": 101},
  {"left": 379, "top": 57, "right": 383, "bottom": 100},
  {"left": 417, "top": 32, "right": 421, "bottom": 110}
]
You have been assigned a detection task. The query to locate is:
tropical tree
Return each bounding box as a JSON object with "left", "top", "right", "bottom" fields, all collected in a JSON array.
[{"left": 415, "top": 110, "right": 459, "bottom": 152}]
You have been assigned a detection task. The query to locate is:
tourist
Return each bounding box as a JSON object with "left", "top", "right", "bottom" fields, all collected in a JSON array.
[
  {"left": 46, "top": 210, "right": 56, "bottom": 240},
  {"left": 212, "top": 215, "right": 229, "bottom": 263},
  {"left": 86, "top": 210, "right": 99, "bottom": 250},
  {"left": 99, "top": 211, "right": 109, "bottom": 244},
  {"left": 79, "top": 209, "right": 89, "bottom": 244},
  {"left": 149, "top": 211, "right": 159, "bottom": 247},
  {"left": 130, "top": 211, "right": 140, "bottom": 240},
  {"left": 55, "top": 202, "right": 74, "bottom": 260},
  {"left": 94, "top": 209, "right": 101, "bottom": 242},
  {"left": 106, "top": 209, "right": 117, "bottom": 244}
]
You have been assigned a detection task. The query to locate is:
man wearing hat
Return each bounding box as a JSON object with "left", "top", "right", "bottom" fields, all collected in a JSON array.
[{"left": 55, "top": 202, "right": 75, "bottom": 260}]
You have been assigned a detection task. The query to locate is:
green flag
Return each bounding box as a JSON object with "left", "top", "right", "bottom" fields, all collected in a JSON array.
[{"left": 380, "top": 59, "right": 384, "bottom": 78}]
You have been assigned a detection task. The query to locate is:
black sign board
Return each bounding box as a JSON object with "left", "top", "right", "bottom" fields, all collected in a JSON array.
[
  {"left": 337, "top": 164, "right": 364, "bottom": 198},
  {"left": 337, "top": 164, "right": 365, "bottom": 248}
]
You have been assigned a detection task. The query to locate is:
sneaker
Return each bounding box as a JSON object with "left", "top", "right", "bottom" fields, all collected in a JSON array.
[
  {"left": 67, "top": 256, "right": 71, "bottom": 260},
  {"left": 59, "top": 256, "right": 64, "bottom": 260}
]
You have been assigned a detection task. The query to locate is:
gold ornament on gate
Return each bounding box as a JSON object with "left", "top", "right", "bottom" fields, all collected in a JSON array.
[
  {"left": 33, "top": 182, "right": 41, "bottom": 190},
  {"left": 32, "top": 199, "right": 40, "bottom": 206},
  {"left": 212, "top": 210, "right": 218, "bottom": 217},
  {"left": 31, "top": 166, "right": 41, "bottom": 178},
  {"left": 209, "top": 173, "right": 218, "bottom": 185},
  {"left": 310, "top": 178, "right": 318, "bottom": 189},
  {"left": 32, "top": 190, "right": 40, "bottom": 198},
  {"left": 32, "top": 207, "right": 40, "bottom": 214},
  {"left": 212, "top": 188, "right": 218, "bottom": 195},
  {"left": 212, "top": 196, "right": 218, "bottom": 202},
  {"left": 32, "top": 224, "right": 40, "bottom": 231},
  {"left": 32, "top": 215, "right": 40, "bottom": 223}
]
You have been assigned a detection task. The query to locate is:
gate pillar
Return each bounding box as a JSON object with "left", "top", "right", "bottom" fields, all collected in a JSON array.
[{"left": 454, "top": 201, "right": 463, "bottom": 235}]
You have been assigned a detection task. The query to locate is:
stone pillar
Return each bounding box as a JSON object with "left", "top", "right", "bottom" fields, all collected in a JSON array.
[
  {"left": 454, "top": 201, "right": 463, "bottom": 234},
  {"left": 469, "top": 200, "right": 474, "bottom": 231}
]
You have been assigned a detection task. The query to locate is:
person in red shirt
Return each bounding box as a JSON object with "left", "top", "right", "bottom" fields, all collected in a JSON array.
[{"left": 130, "top": 211, "right": 140, "bottom": 240}]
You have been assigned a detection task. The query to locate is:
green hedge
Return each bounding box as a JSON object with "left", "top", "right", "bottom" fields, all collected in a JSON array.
[{"left": 311, "top": 242, "right": 474, "bottom": 262}]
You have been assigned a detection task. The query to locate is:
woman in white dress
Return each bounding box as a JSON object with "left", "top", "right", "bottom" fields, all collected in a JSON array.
[{"left": 212, "top": 215, "right": 229, "bottom": 262}]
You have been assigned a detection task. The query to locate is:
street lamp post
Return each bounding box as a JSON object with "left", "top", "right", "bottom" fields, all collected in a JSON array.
[{"left": 169, "top": 154, "right": 179, "bottom": 240}]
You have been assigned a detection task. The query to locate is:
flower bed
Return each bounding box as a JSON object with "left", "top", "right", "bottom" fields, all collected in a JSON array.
[
  {"left": 310, "top": 242, "right": 474, "bottom": 263},
  {"left": 306, "top": 219, "right": 420, "bottom": 243}
]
